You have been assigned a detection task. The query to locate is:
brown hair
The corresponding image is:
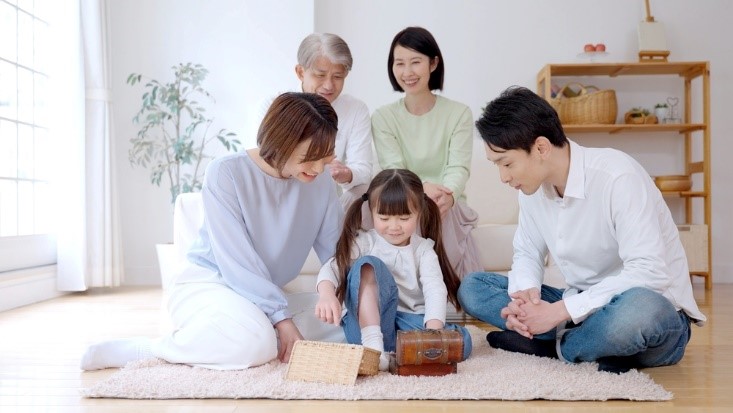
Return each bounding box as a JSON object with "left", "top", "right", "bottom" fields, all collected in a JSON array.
[
  {"left": 333, "top": 168, "right": 461, "bottom": 310},
  {"left": 257, "top": 92, "right": 337, "bottom": 172}
]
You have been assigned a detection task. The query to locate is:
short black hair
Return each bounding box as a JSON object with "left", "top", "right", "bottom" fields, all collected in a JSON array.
[
  {"left": 387, "top": 26, "right": 444, "bottom": 92},
  {"left": 475, "top": 86, "right": 567, "bottom": 153}
]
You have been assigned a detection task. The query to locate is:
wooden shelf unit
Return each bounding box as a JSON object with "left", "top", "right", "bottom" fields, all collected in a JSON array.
[{"left": 537, "top": 61, "right": 712, "bottom": 289}]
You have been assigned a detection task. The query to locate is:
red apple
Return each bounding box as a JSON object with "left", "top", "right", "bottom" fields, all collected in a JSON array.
[
  {"left": 584, "top": 43, "right": 596, "bottom": 52},
  {"left": 595, "top": 43, "right": 606, "bottom": 52}
]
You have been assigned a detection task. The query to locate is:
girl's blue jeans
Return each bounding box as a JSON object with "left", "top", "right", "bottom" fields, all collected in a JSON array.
[
  {"left": 341, "top": 255, "right": 472, "bottom": 361},
  {"left": 457, "top": 272, "right": 691, "bottom": 368}
]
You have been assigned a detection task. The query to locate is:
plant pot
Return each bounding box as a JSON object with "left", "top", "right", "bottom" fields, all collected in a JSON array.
[
  {"left": 624, "top": 112, "right": 658, "bottom": 124},
  {"left": 654, "top": 107, "right": 669, "bottom": 120}
]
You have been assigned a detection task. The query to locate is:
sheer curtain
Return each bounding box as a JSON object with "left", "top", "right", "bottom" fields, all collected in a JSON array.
[{"left": 56, "top": 0, "right": 124, "bottom": 290}]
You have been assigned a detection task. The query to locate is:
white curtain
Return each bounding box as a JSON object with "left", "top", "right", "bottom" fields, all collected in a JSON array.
[{"left": 56, "top": 0, "right": 124, "bottom": 290}]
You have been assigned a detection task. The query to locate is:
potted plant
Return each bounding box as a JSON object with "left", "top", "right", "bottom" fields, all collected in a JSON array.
[
  {"left": 127, "top": 62, "right": 241, "bottom": 204},
  {"left": 127, "top": 63, "right": 240, "bottom": 289},
  {"left": 624, "top": 107, "right": 657, "bottom": 124},
  {"left": 654, "top": 102, "right": 669, "bottom": 121}
]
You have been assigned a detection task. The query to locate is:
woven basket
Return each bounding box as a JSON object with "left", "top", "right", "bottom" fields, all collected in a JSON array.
[
  {"left": 624, "top": 110, "right": 658, "bottom": 124},
  {"left": 549, "top": 83, "right": 617, "bottom": 124},
  {"left": 285, "top": 340, "right": 380, "bottom": 385}
]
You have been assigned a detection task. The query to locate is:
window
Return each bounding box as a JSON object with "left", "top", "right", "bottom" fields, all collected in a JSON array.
[{"left": 0, "top": 0, "right": 55, "bottom": 273}]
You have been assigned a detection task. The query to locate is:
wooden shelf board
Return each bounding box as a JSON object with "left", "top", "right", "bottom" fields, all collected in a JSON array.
[
  {"left": 563, "top": 123, "right": 705, "bottom": 134},
  {"left": 659, "top": 191, "right": 706, "bottom": 198},
  {"left": 540, "top": 62, "right": 708, "bottom": 78},
  {"left": 679, "top": 191, "right": 707, "bottom": 198}
]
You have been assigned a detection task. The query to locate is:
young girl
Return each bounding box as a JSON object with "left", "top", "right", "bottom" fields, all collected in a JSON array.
[{"left": 315, "top": 168, "right": 472, "bottom": 370}]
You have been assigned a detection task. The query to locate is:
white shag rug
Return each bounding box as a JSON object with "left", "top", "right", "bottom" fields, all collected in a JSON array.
[{"left": 82, "top": 326, "right": 672, "bottom": 401}]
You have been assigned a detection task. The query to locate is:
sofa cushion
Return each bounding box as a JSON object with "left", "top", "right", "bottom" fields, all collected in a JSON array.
[
  {"left": 465, "top": 137, "right": 519, "bottom": 225},
  {"left": 472, "top": 223, "right": 517, "bottom": 272},
  {"left": 173, "top": 192, "right": 205, "bottom": 263}
]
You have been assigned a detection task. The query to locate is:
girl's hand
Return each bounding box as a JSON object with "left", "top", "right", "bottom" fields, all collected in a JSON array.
[
  {"left": 274, "top": 319, "right": 304, "bottom": 363},
  {"left": 315, "top": 294, "right": 342, "bottom": 325},
  {"left": 316, "top": 280, "right": 342, "bottom": 325}
]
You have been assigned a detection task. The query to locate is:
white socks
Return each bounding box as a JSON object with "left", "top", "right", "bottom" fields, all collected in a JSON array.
[
  {"left": 80, "top": 338, "right": 153, "bottom": 370},
  {"left": 360, "top": 325, "right": 390, "bottom": 371}
]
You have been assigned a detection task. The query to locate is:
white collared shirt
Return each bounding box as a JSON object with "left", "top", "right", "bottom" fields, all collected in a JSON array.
[{"left": 509, "top": 140, "right": 706, "bottom": 325}]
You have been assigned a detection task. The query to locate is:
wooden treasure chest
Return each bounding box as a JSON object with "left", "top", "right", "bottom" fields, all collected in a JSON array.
[{"left": 389, "top": 329, "right": 463, "bottom": 376}]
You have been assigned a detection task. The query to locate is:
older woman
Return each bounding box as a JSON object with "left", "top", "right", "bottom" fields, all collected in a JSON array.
[
  {"left": 295, "top": 33, "right": 374, "bottom": 210},
  {"left": 81, "top": 92, "right": 344, "bottom": 370}
]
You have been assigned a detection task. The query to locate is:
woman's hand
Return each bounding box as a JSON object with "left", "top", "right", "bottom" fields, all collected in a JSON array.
[
  {"left": 423, "top": 181, "right": 455, "bottom": 216},
  {"left": 274, "top": 319, "right": 303, "bottom": 363}
]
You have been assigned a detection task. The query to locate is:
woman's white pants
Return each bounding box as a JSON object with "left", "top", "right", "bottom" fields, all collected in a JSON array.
[{"left": 151, "top": 280, "right": 345, "bottom": 370}]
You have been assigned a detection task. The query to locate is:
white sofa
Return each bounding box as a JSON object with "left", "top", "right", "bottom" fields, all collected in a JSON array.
[{"left": 170, "top": 138, "right": 562, "bottom": 319}]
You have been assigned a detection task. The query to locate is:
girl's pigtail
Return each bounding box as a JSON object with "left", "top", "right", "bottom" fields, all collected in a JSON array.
[
  {"left": 334, "top": 195, "right": 367, "bottom": 302},
  {"left": 420, "top": 194, "right": 462, "bottom": 311}
]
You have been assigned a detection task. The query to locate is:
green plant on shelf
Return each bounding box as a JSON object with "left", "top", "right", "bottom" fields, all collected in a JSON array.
[{"left": 628, "top": 107, "right": 651, "bottom": 117}]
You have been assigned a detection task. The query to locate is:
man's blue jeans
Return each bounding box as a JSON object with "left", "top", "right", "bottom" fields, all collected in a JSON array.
[
  {"left": 457, "top": 272, "right": 691, "bottom": 368},
  {"left": 341, "top": 255, "right": 472, "bottom": 361}
]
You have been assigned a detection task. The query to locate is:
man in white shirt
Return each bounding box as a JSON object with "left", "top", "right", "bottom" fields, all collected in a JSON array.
[{"left": 458, "top": 86, "right": 706, "bottom": 373}]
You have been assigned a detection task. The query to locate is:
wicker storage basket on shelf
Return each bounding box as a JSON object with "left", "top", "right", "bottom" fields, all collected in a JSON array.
[
  {"left": 549, "top": 83, "right": 617, "bottom": 124},
  {"left": 285, "top": 340, "right": 380, "bottom": 385},
  {"left": 624, "top": 110, "right": 658, "bottom": 124}
]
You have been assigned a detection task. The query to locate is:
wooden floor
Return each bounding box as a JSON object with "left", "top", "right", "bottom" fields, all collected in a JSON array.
[{"left": 0, "top": 282, "right": 730, "bottom": 412}]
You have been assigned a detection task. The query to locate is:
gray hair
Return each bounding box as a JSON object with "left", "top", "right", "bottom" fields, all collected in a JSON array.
[{"left": 297, "top": 33, "right": 353, "bottom": 72}]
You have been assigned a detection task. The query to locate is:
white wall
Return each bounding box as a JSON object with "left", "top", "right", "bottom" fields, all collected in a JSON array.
[
  {"left": 110, "top": 0, "right": 733, "bottom": 285},
  {"left": 314, "top": 0, "right": 733, "bottom": 284},
  {"left": 108, "top": 0, "right": 314, "bottom": 284}
]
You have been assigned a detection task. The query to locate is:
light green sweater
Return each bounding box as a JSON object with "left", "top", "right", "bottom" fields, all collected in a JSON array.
[{"left": 371, "top": 95, "right": 473, "bottom": 201}]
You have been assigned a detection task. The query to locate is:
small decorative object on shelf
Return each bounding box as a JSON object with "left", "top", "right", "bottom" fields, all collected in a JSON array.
[
  {"left": 624, "top": 107, "right": 658, "bottom": 124},
  {"left": 579, "top": 43, "right": 609, "bottom": 62},
  {"left": 654, "top": 175, "right": 692, "bottom": 192},
  {"left": 576, "top": 51, "right": 610, "bottom": 63},
  {"left": 665, "top": 96, "right": 682, "bottom": 124},
  {"left": 654, "top": 102, "right": 670, "bottom": 120},
  {"left": 638, "top": 0, "right": 670, "bottom": 62}
]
